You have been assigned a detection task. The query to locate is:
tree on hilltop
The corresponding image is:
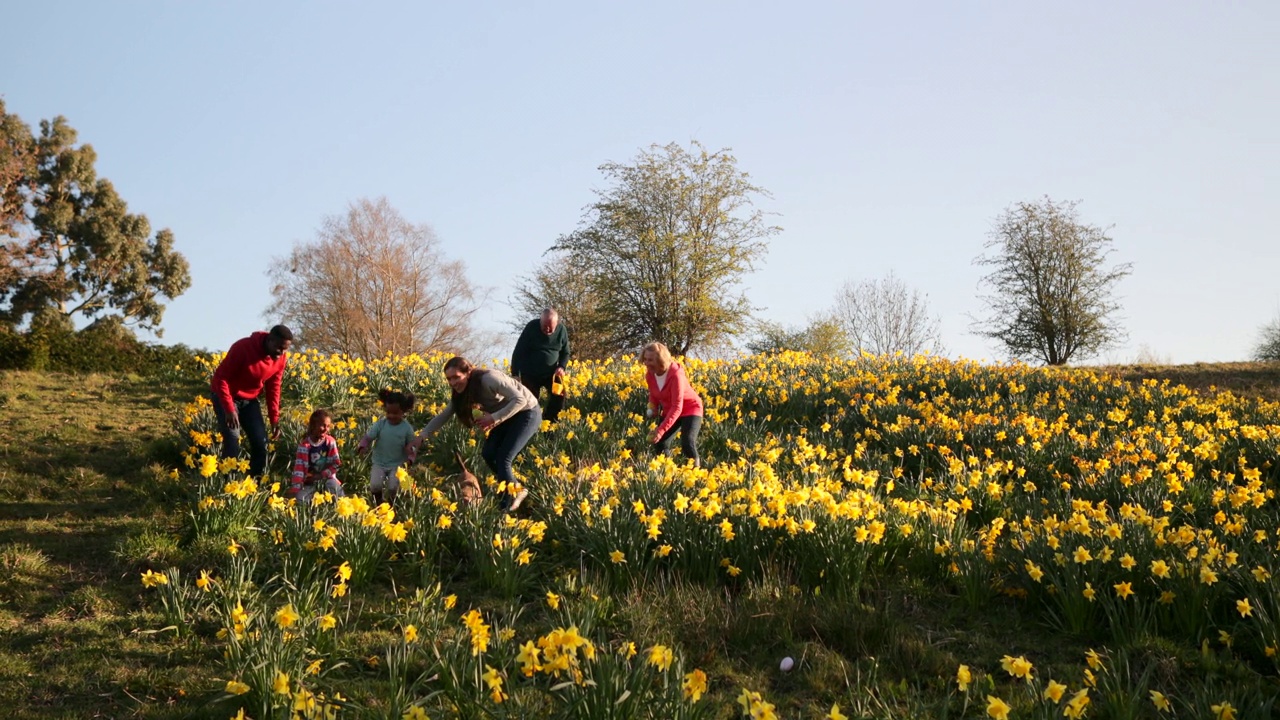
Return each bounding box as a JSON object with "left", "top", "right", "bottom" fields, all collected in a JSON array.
[
  {"left": 267, "top": 197, "right": 491, "bottom": 359},
  {"left": 972, "top": 197, "right": 1132, "bottom": 365},
  {"left": 0, "top": 101, "right": 190, "bottom": 333},
  {"left": 539, "top": 141, "right": 778, "bottom": 356},
  {"left": 833, "top": 270, "right": 945, "bottom": 357},
  {"left": 747, "top": 314, "right": 852, "bottom": 357},
  {"left": 1253, "top": 312, "right": 1280, "bottom": 362}
]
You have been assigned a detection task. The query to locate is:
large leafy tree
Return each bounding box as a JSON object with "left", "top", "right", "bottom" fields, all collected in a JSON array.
[
  {"left": 546, "top": 141, "right": 777, "bottom": 356},
  {"left": 0, "top": 101, "right": 190, "bottom": 333},
  {"left": 973, "top": 198, "right": 1132, "bottom": 366},
  {"left": 267, "top": 197, "right": 491, "bottom": 359}
]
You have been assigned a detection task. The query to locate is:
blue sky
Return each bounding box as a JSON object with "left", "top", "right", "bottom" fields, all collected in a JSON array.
[{"left": 3, "top": 2, "right": 1277, "bottom": 364}]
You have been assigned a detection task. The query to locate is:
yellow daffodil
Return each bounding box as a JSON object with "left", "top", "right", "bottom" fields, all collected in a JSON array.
[
  {"left": 1000, "top": 655, "right": 1033, "bottom": 682},
  {"left": 140, "top": 569, "right": 168, "bottom": 588},
  {"left": 274, "top": 604, "right": 300, "bottom": 629},
  {"left": 1063, "top": 688, "right": 1090, "bottom": 719},
  {"left": 682, "top": 669, "right": 708, "bottom": 702},
  {"left": 647, "top": 644, "right": 674, "bottom": 672},
  {"left": 1210, "top": 702, "right": 1236, "bottom": 720}
]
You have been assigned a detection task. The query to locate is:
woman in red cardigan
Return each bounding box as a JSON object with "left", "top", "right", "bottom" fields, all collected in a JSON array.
[{"left": 641, "top": 341, "right": 704, "bottom": 467}]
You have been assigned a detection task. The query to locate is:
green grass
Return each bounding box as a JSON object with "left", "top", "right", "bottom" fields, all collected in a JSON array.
[
  {"left": 0, "top": 370, "right": 216, "bottom": 720},
  {"left": 2, "top": 364, "right": 1278, "bottom": 719}
]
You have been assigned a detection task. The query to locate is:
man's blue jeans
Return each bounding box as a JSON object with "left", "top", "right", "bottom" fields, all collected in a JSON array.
[
  {"left": 481, "top": 407, "right": 541, "bottom": 502},
  {"left": 212, "top": 395, "right": 269, "bottom": 478}
]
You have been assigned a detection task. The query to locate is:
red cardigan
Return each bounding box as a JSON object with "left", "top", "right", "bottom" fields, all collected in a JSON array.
[
  {"left": 211, "top": 331, "right": 288, "bottom": 424},
  {"left": 645, "top": 361, "right": 704, "bottom": 440}
]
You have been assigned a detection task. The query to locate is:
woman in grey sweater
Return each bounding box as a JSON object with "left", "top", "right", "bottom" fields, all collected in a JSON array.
[{"left": 412, "top": 356, "right": 540, "bottom": 510}]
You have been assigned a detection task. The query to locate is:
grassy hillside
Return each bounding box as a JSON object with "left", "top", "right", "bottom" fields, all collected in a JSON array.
[
  {"left": 0, "top": 370, "right": 216, "bottom": 718},
  {"left": 2, "top": 358, "right": 1278, "bottom": 719}
]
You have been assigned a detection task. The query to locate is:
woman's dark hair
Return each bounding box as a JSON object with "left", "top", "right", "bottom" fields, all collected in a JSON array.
[
  {"left": 443, "top": 356, "right": 473, "bottom": 374},
  {"left": 378, "top": 388, "right": 416, "bottom": 412},
  {"left": 444, "top": 356, "right": 487, "bottom": 427},
  {"left": 308, "top": 408, "right": 331, "bottom": 427}
]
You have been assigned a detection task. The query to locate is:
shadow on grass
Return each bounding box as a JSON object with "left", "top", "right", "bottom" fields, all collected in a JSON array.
[{"left": 0, "top": 372, "right": 214, "bottom": 719}]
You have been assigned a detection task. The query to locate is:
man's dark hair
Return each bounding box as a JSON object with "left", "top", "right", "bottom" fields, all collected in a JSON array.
[{"left": 269, "top": 325, "right": 294, "bottom": 341}]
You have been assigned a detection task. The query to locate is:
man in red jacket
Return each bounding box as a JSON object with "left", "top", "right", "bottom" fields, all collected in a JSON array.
[{"left": 211, "top": 325, "right": 293, "bottom": 478}]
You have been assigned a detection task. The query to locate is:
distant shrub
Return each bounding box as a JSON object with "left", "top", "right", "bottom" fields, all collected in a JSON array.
[
  {"left": 0, "top": 322, "right": 202, "bottom": 375},
  {"left": 1255, "top": 313, "right": 1280, "bottom": 362}
]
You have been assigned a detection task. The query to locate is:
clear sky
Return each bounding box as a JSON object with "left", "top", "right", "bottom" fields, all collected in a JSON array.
[{"left": 3, "top": 2, "right": 1277, "bottom": 364}]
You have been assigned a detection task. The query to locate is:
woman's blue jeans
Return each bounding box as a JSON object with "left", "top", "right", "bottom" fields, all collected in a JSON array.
[{"left": 481, "top": 407, "right": 541, "bottom": 494}]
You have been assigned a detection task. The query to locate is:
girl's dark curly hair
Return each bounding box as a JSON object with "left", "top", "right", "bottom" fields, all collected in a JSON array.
[{"left": 377, "top": 388, "right": 416, "bottom": 412}]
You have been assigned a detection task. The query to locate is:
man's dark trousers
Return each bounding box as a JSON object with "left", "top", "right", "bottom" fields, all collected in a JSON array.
[
  {"left": 521, "top": 374, "right": 565, "bottom": 423},
  {"left": 212, "top": 396, "right": 269, "bottom": 478}
]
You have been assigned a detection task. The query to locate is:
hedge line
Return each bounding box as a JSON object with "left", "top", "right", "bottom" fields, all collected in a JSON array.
[{"left": 0, "top": 326, "right": 202, "bottom": 375}]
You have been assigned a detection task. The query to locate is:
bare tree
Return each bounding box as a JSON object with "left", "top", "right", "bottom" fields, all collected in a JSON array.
[
  {"left": 833, "top": 271, "right": 944, "bottom": 357},
  {"left": 1254, "top": 311, "right": 1280, "bottom": 362},
  {"left": 267, "top": 197, "right": 489, "bottom": 358},
  {"left": 973, "top": 197, "right": 1132, "bottom": 366}
]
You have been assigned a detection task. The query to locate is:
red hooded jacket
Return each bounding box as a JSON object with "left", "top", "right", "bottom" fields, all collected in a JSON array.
[{"left": 211, "top": 331, "right": 288, "bottom": 424}]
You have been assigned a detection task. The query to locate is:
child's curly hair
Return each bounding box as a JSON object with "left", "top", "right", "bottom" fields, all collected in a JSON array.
[{"left": 378, "top": 388, "right": 416, "bottom": 412}]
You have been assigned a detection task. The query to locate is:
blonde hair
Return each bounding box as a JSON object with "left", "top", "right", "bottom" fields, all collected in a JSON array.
[{"left": 641, "top": 342, "right": 673, "bottom": 369}]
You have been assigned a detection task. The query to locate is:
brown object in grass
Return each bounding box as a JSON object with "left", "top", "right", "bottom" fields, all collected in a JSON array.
[{"left": 454, "top": 450, "right": 483, "bottom": 505}]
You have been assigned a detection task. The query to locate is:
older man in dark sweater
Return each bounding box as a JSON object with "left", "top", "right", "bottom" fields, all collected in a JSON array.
[{"left": 510, "top": 308, "right": 570, "bottom": 423}]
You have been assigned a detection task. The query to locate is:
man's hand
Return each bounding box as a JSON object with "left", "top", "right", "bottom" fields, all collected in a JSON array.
[
  {"left": 270, "top": 424, "right": 282, "bottom": 441},
  {"left": 225, "top": 410, "right": 241, "bottom": 431},
  {"left": 649, "top": 428, "right": 661, "bottom": 445},
  {"left": 476, "top": 413, "right": 496, "bottom": 431},
  {"left": 553, "top": 367, "right": 566, "bottom": 380}
]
